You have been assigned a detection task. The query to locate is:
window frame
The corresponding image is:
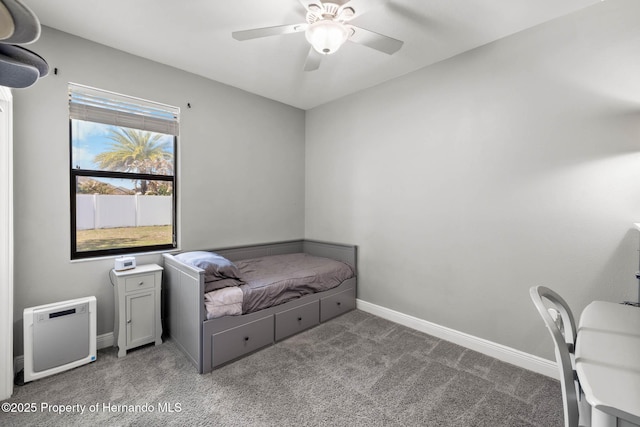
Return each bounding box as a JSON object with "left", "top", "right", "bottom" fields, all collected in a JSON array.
[{"left": 68, "top": 85, "right": 178, "bottom": 260}]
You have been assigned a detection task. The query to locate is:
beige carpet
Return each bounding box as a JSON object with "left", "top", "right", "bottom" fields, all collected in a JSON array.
[{"left": 1, "top": 310, "right": 563, "bottom": 426}]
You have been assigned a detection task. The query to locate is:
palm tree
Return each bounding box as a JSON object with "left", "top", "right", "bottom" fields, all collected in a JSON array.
[{"left": 94, "top": 128, "right": 173, "bottom": 194}]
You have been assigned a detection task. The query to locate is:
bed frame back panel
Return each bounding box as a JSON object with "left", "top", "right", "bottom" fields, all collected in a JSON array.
[
  {"left": 303, "top": 240, "right": 357, "bottom": 271},
  {"left": 215, "top": 240, "right": 304, "bottom": 262}
]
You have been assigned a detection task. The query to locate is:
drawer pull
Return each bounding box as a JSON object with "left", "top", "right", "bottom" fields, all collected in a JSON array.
[
  {"left": 138, "top": 281, "right": 144, "bottom": 286},
  {"left": 336, "top": 302, "right": 342, "bottom": 306},
  {"left": 244, "top": 336, "right": 249, "bottom": 342},
  {"left": 297, "top": 317, "right": 302, "bottom": 321}
]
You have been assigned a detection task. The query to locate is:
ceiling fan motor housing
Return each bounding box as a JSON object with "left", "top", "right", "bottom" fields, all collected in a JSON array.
[{"left": 306, "top": 2, "right": 354, "bottom": 24}]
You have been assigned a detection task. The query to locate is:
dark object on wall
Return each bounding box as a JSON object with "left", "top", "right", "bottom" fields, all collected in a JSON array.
[{"left": 0, "top": 0, "right": 48, "bottom": 89}]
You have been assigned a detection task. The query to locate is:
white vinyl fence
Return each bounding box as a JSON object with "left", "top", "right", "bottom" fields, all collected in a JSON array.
[{"left": 76, "top": 194, "right": 172, "bottom": 230}]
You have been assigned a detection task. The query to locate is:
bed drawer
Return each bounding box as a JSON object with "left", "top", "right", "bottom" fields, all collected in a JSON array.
[
  {"left": 275, "top": 300, "right": 319, "bottom": 341},
  {"left": 124, "top": 274, "right": 155, "bottom": 292},
  {"left": 211, "top": 316, "right": 274, "bottom": 368},
  {"left": 320, "top": 287, "right": 356, "bottom": 322}
]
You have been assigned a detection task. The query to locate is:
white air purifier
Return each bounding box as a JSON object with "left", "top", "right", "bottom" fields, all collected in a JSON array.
[{"left": 23, "top": 296, "right": 97, "bottom": 382}]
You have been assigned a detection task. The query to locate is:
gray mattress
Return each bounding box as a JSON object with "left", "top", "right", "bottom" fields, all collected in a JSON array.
[{"left": 235, "top": 253, "right": 355, "bottom": 314}]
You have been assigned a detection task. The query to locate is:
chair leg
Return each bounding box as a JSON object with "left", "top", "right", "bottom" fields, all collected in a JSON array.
[{"left": 578, "top": 394, "right": 591, "bottom": 427}]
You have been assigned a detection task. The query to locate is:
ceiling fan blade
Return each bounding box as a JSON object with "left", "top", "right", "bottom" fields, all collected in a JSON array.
[
  {"left": 232, "top": 23, "right": 307, "bottom": 41},
  {"left": 303, "top": 47, "right": 322, "bottom": 71},
  {"left": 348, "top": 26, "right": 403, "bottom": 55}
]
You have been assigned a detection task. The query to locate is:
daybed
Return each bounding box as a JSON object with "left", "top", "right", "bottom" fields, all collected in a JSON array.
[{"left": 162, "top": 240, "right": 357, "bottom": 373}]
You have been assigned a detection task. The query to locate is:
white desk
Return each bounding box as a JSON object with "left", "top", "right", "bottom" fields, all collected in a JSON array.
[{"left": 575, "top": 301, "right": 640, "bottom": 427}]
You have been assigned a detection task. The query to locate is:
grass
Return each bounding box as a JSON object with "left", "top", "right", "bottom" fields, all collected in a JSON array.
[{"left": 76, "top": 225, "right": 172, "bottom": 252}]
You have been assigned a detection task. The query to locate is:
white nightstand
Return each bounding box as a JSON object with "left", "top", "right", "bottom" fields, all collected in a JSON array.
[{"left": 111, "top": 264, "right": 163, "bottom": 357}]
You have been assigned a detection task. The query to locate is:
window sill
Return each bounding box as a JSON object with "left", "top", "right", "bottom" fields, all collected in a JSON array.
[{"left": 70, "top": 247, "right": 181, "bottom": 264}]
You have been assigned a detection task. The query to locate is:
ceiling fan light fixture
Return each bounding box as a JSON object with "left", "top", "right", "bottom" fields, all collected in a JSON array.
[{"left": 305, "top": 20, "right": 349, "bottom": 55}]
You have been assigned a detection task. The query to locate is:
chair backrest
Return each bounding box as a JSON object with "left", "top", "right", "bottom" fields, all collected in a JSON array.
[{"left": 530, "top": 286, "right": 579, "bottom": 427}]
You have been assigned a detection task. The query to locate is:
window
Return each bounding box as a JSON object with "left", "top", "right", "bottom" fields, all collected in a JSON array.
[{"left": 69, "top": 83, "right": 179, "bottom": 259}]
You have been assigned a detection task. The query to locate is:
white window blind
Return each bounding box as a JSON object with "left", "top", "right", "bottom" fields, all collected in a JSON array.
[{"left": 68, "top": 83, "right": 180, "bottom": 136}]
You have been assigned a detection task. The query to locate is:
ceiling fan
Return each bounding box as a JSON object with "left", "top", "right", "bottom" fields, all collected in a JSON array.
[{"left": 232, "top": 0, "right": 404, "bottom": 71}]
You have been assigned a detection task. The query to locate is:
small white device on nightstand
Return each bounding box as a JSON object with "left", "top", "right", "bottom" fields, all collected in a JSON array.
[{"left": 114, "top": 256, "right": 136, "bottom": 271}]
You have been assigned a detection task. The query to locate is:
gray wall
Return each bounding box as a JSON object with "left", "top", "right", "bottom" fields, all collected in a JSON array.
[
  {"left": 305, "top": 0, "right": 640, "bottom": 360},
  {"left": 12, "top": 27, "right": 305, "bottom": 354}
]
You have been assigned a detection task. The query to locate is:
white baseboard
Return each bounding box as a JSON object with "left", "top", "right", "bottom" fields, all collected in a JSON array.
[
  {"left": 97, "top": 331, "right": 114, "bottom": 349},
  {"left": 356, "top": 299, "right": 558, "bottom": 380},
  {"left": 13, "top": 332, "right": 114, "bottom": 376}
]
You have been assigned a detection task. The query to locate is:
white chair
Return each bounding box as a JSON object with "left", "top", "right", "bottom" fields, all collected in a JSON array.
[{"left": 529, "top": 286, "right": 590, "bottom": 427}]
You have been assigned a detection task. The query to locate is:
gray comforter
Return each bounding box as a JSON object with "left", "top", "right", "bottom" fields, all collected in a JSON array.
[{"left": 236, "top": 253, "right": 355, "bottom": 314}]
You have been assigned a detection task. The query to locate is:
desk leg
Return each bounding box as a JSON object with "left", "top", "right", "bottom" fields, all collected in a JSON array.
[{"left": 592, "top": 407, "right": 616, "bottom": 427}]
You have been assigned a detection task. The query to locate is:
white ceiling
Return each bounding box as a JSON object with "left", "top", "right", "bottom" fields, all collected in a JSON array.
[{"left": 23, "top": 0, "right": 600, "bottom": 110}]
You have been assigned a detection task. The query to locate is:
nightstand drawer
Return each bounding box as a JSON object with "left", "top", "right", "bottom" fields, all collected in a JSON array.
[{"left": 125, "top": 274, "right": 155, "bottom": 292}]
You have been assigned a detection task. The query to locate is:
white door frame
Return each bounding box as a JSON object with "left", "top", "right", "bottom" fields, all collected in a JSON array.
[{"left": 0, "top": 85, "right": 14, "bottom": 400}]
